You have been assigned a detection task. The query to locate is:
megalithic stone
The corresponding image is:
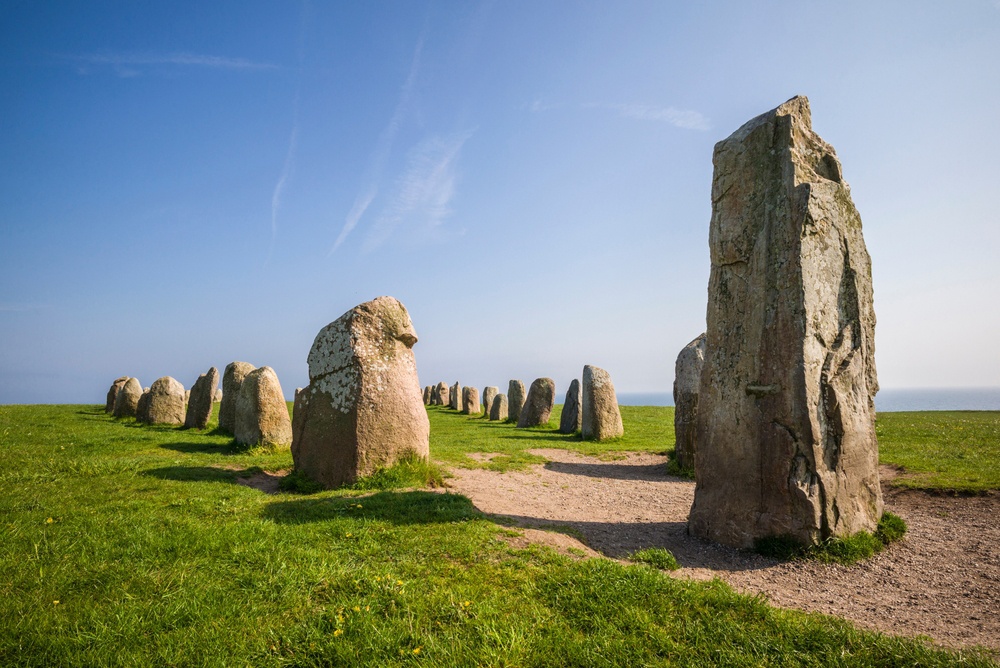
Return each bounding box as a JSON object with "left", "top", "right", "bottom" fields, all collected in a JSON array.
[
  {"left": 688, "top": 96, "right": 882, "bottom": 549},
  {"left": 672, "top": 334, "right": 706, "bottom": 471}
]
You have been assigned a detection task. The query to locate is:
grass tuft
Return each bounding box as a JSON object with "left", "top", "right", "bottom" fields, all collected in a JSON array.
[
  {"left": 755, "top": 511, "right": 909, "bottom": 564},
  {"left": 628, "top": 547, "right": 681, "bottom": 571}
]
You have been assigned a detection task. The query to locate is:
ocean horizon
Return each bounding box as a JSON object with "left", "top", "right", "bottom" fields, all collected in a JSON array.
[{"left": 616, "top": 388, "right": 1000, "bottom": 412}]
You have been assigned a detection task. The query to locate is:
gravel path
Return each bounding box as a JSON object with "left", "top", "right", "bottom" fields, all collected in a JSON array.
[{"left": 445, "top": 449, "right": 1000, "bottom": 653}]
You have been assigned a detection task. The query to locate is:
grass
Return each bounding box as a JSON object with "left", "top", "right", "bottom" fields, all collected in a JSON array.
[
  {"left": 754, "top": 512, "right": 909, "bottom": 564},
  {"left": 0, "top": 403, "right": 996, "bottom": 666},
  {"left": 628, "top": 547, "right": 681, "bottom": 571},
  {"left": 876, "top": 411, "right": 1000, "bottom": 492}
]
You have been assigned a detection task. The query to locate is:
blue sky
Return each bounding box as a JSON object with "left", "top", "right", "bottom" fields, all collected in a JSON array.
[{"left": 2, "top": 1, "right": 999, "bottom": 404}]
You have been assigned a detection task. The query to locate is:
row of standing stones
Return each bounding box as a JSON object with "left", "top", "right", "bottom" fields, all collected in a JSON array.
[
  {"left": 105, "top": 95, "right": 880, "bottom": 552},
  {"left": 420, "top": 366, "right": 624, "bottom": 441}
]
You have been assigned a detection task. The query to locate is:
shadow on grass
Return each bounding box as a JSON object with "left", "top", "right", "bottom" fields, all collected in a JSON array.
[
  {"left": 159, "top": 441, "right": 237, "bottom": 455},
  {"left": 542, "top": 460, "right": 674, "bottom": 482},
  {"left": 262, "top": 490, "right": 479, "bottom": 526},
  {"left": 143, "top": 465, "right": 243, "bottom": 484}
]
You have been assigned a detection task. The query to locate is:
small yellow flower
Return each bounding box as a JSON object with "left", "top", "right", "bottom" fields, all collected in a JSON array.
[
  {"left": 45, "top": 518, "right": 54, "bottom": 524},
  {"left": 333, "top": 629, "right": 343, "bottom": 637},
  {"left": 53, "top": 600, "right": 59, "bottom": 605},
  {"left": 397, "top": 580, "right": 403, "bottom": 586},
  {"left": 345, "top": 533, "right": 353, "bottom": 538},
  {"left": 413, "top": 646, "right": 422, "bottom": 655},
  {"left": 353, "top": 606, "right": 360, "bottom": 612},
  {"left": 365, "top": 606, "right": 370, "bottom": 611}
]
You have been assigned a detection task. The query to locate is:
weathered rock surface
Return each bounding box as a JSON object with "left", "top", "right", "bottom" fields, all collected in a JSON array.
[
  {"left": 559, "top": 379, "right": 582, "bottom": 434},
  {"left": 423, "top": 386, "right": 432, "bottom": 405},
  {"left": 450, "top": 382, "right": 463, "bottom": 411},
  {"left": 507, "top": 380, "right": 526, "bottom": 424},
  {"left": 133, "top": 388, "right": 151, "bottom": 422},
  {"left": 688, "top": 96, "right": 882, "bottom": 549},
  {"left": 184, "top": 366, "right": 219, "bottom": 429},
  {"left": 462, "top": 386, "right": 480, "bottom": 415},
  {"left": 482, "top": 387, "right": 499, "bottom": 419},
  {"left": 489, "top": 394, "right": 508, "bottom": 421},
  {"left": 435, "top": 382, "right": 449, "bottom": 407},
  {"left": 105, "top": 376, "right": 129, "bottom": 413},
  {"left": 235, "top": 366, "right": 291, "bottom": 447},
  {"left": 581, "top": 365, "right": 623, "bottom": 441},
  {"left": 290, "top": 296, "right": 430, "bottom": 488},
  {"left": 219, "top": 361, "right": 255, "bottom": 434},
  {"left": 517, "top": 378, "right": 555, "bottom": 428},
  {"left": 140, "top": 376, "right": 186, "bottom": 425},
  {"left": 673, "top": 334, "right": 706, "bottom": 471}
]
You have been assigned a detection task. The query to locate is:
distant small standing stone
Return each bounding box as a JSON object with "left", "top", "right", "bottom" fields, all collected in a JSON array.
[
  {"left": 482, "top": 387, "right": 499, "bottom": 419},
  {"left": 450, "top": 382, "right": 464, "bottom": 411},
  {"left": 462, "top": 386, "right": 480, "bottom": 415},
  {"left": 140, "top": 376, "right": 186, "bottom": 425},
  {"left": 672, "top": 334, "right": 706, "bottom": 471},
  {"left": 235, "top": 366, "right": 292, "bottom": 447},
  {"left": 423, "top": 385, "right": 432, "bottom": 405},
  {"left": 184, "top": 366, "right": 219, "bottom": 430},
  {"left": 105, "top": 376, "right": 129, "bottom": 413},
  {"left": 490, "top": 394, "right": 508, "bottom": 421},
  {"left": 435, "top": 382, "right": 449, "bottom": 407},
  {"left": 559, "top": 378, "right": 582, "bottom": 434},
  {"left": 220, "top": 361, "right": 255, "bottom": 435},
  {"left": 507, "top": 380, "right": 526, "bottom": 424},
  {"left": 517, "top": 378, "right": 555, "bottom": 428},
  {"left": 581, "top": 365, "right": 623, "bottom": 441}
]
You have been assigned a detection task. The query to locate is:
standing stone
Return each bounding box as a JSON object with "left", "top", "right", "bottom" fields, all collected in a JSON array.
[
  {"left": 235, "top": 366, "right": 292, "bottom": 447},
  {"left": 581, "top": 366, "right": 624, "bottom": 441},
  {"left": 507, "top": 380, "right": 526, "bottom": 424},
  {"left": 135, "top": 388, "right": 152, "bottom": 422},
  {"left": 489, "top": 394, "right": 508, "bottom": 421},
  {"left": 112, "top": 377, "right": 142, "bottom": 418},
  {"left": 138, "top": 376, "right": 186, "bottom": 425},
  {"left": 213, "top": 388, "right": 223, "bottom": 403},
  {"left": 517, "top": 378, "right": 555, "bottom": 428},
  {"left": 435, "top": 382, "right": 449, "bottom": 407},
  {"left": 450, "top": 382, "right": 464, "bottom": 411},
  {"left": 105, "top": 376, "right": 129, "bottom": 413},
  {"left": 673, "top": 334, "right": 706, "bottom": 471},
  {"left": 184, "top": 366, "right": 219, "bottom": 429},
  {"left": 462, "top": 386, "right": 480, "bottom": 415},
  {"left": 559, "top": 379, "right": 582, "bottom": 434},
  {"left": 423, "top": 386, "right": 432, "bottom": 405},
  {"left": 688, "top": 96, "right": 882, "bottom": 549},
  {"left": 290, "top": 296, "right": 430, "bottom": 488},
  {"left": 482, "top": 387, "right": 499, "bottom": 419},
  {"left": 219, "top": 361, "right": 255, "bottom": 435}
]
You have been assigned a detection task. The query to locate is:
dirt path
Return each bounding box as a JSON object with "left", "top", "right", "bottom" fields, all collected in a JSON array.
[{"left": 445, "top": 449, "right": 1000, "bottom": 653}]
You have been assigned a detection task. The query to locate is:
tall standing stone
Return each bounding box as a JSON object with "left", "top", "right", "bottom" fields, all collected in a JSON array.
[
  {"left": 450, "top": 382, "right": 464, "bottom": 411},
  {"left": 435, "top": 382, "right": 449, "bottom": 407},
  {"left": 112, "top": 377, "right": 142, "bottom": 418},
  {"left": 290, "top": 296, "right": 429, "bottom": 488},
  {"left": 105, "top": 376, "right": 129, "bottom": 413},
  {"left": 559, "top": 379, "right": 582, "bottom": 434},
  {"left": 581, "top": 366, "right": 623, "bottom": 441},
  {"left": 219, "top": 361, "right": 255, "bottom": 435},
  {"left": 235, "top": 366, "right": 292, "bottom": 447},
  {"left": 139, "top": 376, "right": 186, "bottom": 425},
  {"left": 462, "top": 386, "right": 480, "bottom": 415},
  {"left": 673, "top": 334, "right": 706, "bottom": 471},
  {"left": 482, "top": 387, "right": 499, "bottom": 419},
  {"left": 185, "top": 366, "right": 219, "bottom": 429},
  {"left": 489, "top": 394, "right": 508, "bottom": 421},
  {"left": 423, "top": 386, "right": 432, "bottom": 405},
  {"left": 507, "top": 380, "right": 526, "bottom": 424},
  {"left": 688, "top": 96, "right": 882, "bottom": 549},
  {"left": 135, "top": 388, "right": 152, "bottom": 422},
  {"left": 517, "top": 378, "right": 555, "bottom": 428}
]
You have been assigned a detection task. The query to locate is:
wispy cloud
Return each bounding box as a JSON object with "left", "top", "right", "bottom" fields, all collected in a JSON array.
[
  {"left": 267, "top": 119, "right": 298, "bottom": 265},
  {"left": 605, "top": 104, "right": 711, "bottom": 131},
  {"left": 69, "top": 51, "right": 278, "bottom": 71},
  {"left": 328, "top": 31, "right": 425, "bottom": 256},
  {"left": 363, "top": 130, "right": 474, "bottom": 252}
]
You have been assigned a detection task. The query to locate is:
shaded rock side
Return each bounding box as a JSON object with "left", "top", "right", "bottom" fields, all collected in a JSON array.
[
  {"left": 423, "top": 386, "right": 432, "bottom": 405},
  {"left": 507, "top": 380, "right": 526, "bottom": 424},
  {"left": 581, "top": 366, "right": 623, "bottom": 441},
  {"left": 482, "top": 387, "right": 499, "bottom": 419},
  {"left": 517, "top": 378, "right": 555, "bottom": 428},
  {"left": 450, "top": 382, "right": 464, "bottom": 411},
  {"left": 689, "top": 96, "right": 882, "bottom": 550},
  {"left": 235, "top": 366, "right": 292, "bottom": 447},
  {"left": 105, "top": 376, "right": 129, "bottom": 413},
  {"left": 135, "top": 389, "right": 151, "bottom": 422},
  {"left": 489, "top": 394, "right": 508, "bottom": 421},
  {"left": 558, "top": 378, "right": 582, "bottom": 434},
  {"left": 435, "top": 382, "right": 449, "bottom": 407},
  {"left": 290, "top": 296, "right": 430, "bottom": 488},
  {"left": 672, "top": 334, "right": 706, "bottom": 471},
  {"left": 462, "top": 386, "right": 480, "bottom": 415},
  {"left": 184, "top": 366, "right": 219, "bottom": 429},
  {"left": 220, "top": 361, "right": 255, "bottom": 434},
  {"left": 140, "top": 376, "right": 186, "bottom": 425}
]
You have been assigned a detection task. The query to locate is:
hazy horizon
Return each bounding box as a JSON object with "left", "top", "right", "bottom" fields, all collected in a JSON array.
[{"left": 2, "top": 1, "right": 998, "bottom": 404}]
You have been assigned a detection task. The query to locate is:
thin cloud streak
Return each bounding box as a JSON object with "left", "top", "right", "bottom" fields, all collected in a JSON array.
[
  {"left": 328, "top": 32, "right": 426, "bottom": 256},
  {"left": 267, "top": 120, "right": 298, "bottom": 266},
  {"left": 609, "top": 104, "right": 711, "bottom": 131},
  {"left": 68, "top": 51, "right": 278, "bottom": 71}
]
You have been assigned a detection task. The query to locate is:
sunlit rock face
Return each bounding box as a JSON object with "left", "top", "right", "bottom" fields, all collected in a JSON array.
[
  {"left": 689, "top": 96, "right": 882, "bottom": 549},
  {"left": 219, "top": 361, "right": 255, "bottom": 435},
  {"left": 234, "top": 366, "right": 291, "bottom": 447},
  {"left": 291, "top": 296, "right": 429, "bottom": 489}
]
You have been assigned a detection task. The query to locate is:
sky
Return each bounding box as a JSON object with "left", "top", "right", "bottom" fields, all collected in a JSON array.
[{"left": 1, "top": 0, "right": 999, "bottom": 404}]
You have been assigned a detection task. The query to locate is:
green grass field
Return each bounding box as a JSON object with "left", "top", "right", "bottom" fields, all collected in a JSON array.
[{"left": 0, "top": 403, "right": 996, "bottom": 666}]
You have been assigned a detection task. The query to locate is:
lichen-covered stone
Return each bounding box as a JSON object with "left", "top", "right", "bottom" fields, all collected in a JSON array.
[
  {"left": 462, "top": 386, "right": 480, "bottom": 415},
  {"left": 559, "top": 378, "right": 582, "bottom": 434},
  {"left": 689, "top": 96, "right": 882, "bottom": 549},
  {"left": 184, "top": 366, "right": 219, "bottom": 429},
  {"left": 507, "top": 380, "right": 526, "bottom": 424},
  {"left": 482, "top": 387, "right": 499, "bottom": 419},
  {"left": 673, "top": 334, "right": 706, "bottom": 471},
  {"left": 105, "top": 376, "right": 129, "bottom": 413},
  {"left": 291, "top": 296, "right": 429, "bottom": 488},
  {"left": 517, "top": 378, "right": 555, "bottom": 428},
  {"left": 139, "top": 376, "right": 186, "bottom": 425},
  {"left": 235, "top": 366, "right": 291, "bottom": 447},
  {"left": 220, "top": 361, "right": 255, "bottom": 434},
  {"left": 489, "top": 394, "right": 508, "bottom": 421},
  {"left": 581, "top": 366, "right": 623, "bottom": 441}
]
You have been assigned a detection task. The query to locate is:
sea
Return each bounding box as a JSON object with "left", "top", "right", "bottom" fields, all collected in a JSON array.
[{"left": 616, "top": 388, "right": 1000, "bottom": 412}]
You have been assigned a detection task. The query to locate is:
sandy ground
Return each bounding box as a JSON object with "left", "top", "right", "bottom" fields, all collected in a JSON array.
[{"left": 445, "top": 449, "right": 1000, "bottom": 653}]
